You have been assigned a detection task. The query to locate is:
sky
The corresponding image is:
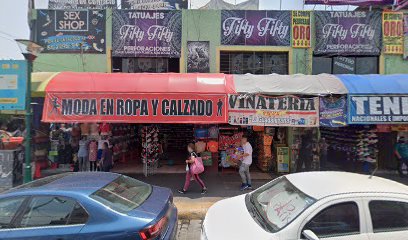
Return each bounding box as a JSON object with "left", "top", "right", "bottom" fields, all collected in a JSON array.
[{"left": 0, "top": 0, "right": 354, "bottom": 60}]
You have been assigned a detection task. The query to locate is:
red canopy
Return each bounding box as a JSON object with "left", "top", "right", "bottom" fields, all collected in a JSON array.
[{"left": 43, "top": 72, "right": 235, "bottom": 124}]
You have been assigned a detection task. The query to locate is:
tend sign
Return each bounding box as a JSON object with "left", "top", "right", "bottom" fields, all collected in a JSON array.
[{"left": 349, "top": 95, "right": 408, "bottom": 124}]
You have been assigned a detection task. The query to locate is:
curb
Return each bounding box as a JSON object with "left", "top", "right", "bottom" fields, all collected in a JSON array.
[{"left": 174, "top": 198, "right": 222, "bottom": 220}]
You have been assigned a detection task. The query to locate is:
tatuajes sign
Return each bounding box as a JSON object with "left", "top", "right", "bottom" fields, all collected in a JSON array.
[
  {"left": 120, "top": 0, "right": 188, "bottom": 10},
  {"left": 221, "top": 10, "right": 291, "bottom": 46},
  {"left": 292, "top": 11, "right": 311, "bottom": 48},
  {"left": 112, "top": 10, "right": 182, "bottom": 57},
  {"left": 383, "top": 12, "right": 404, "bottom": 54},
  {"left": 48, "top": 0, "right": 117, "bottom": 9},
  {"left": 349, "top": 95, "right": 408, "bottom": 124},
  {"left": 36, "top": 10, "right": 106, "bottom": 53},
  {"left": 43, "top": 93, "right": 227, "bottom": 123},
  {"left": 228, "top": 94, "right": 319, "bottom": 127},
  {"left": 314, "top": 11, "right": 382, "bottom": 55}
]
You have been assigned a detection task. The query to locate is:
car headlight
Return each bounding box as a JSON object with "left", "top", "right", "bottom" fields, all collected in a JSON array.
[{"left": 201, "top": 224, "right": 208, "bottom": 240}]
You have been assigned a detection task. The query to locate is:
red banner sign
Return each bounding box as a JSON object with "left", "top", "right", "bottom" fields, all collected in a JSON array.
[{"left": 43, "top": 93, "right": 228, "bottom": 123}]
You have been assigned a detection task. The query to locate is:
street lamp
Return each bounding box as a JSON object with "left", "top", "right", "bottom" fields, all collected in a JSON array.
[{"left": 15, "top": 39, "right": 44, "bottom": 183}]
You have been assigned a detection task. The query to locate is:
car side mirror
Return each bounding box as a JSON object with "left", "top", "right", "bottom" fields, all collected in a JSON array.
[{"left": 302, "top": 230, "right": 319, "bottom": 240}]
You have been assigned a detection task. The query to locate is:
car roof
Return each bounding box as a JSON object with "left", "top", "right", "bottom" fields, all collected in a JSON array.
[
  {"left": 4, "top": 172, "right": 120, "bottom": 196},
  {"left": 286, "top": 171, "right": 408, "bottom": 200}
]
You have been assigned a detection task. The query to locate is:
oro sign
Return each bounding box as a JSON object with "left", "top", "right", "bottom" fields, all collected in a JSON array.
[
  {"left": 292, "top": 11, "right": 311, "bottom": 48},
  {"left": 383, "top": 11, "right": 404, "bottom": 54}
]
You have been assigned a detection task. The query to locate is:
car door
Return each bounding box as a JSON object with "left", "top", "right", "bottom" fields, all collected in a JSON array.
[
  {"left": 7, "top": 195, "right": 89, "bottom": 240},
  {"left": 298, "top": 198, "right": 369, "bottom": 240},
  {"left": 0, "top": 196, "right": 28, "bottom": 239},
  {"left": 363, "top": 197, "right": 408, "bottom": 240}
]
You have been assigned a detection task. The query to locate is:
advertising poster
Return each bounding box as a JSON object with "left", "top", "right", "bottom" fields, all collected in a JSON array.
[
  {"left": 187, "top": 41, "right": 210, "bottom": 73},
  {"left": 221, "top": 10, "right": 291, "bottom": 46},
  {"left": 0, "top": 60, "right": 27, "bottom": 111},
  {"left": 404, "top": 14, "right": 408, "bottom": 59},
  {"left": 121, "top": 0, "right": 188, "bottom": 10},
  {"left": 43, "top": 93, "right": 227, "bottom": 123},
  {"left": 314, "top": 11, "right": 382, "bottom": 55},
  {"left": 383, "top": 11, "right": 404, "bottom": 54},
  {"left": 228, "top": 94, "right": 319, "bottom": 127},
  {"left": 292, "top": 11, "right": 311, "bottom": 48},
  {"left": 112, "top": 10, "right": 182, "bottom": 57},
  {"left": 36, "top": 10, "right": 106, "bottom": 53},
  {"left": 277, "top": 147, "right": 290, "bottom": 173},
  {"left": 305, "top": 0, "right": 394, "bottom": 5},
  {"left": 349, "top": 95, "right": 408, "bottom": 124},
  {"left": 319, "top": 96, "right": 347, "bottom": 127},
  {"left": 48, "top": 0, "right": 117, "bottom": 9}
]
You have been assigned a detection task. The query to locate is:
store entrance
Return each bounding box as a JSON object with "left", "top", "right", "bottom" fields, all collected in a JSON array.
[{"left": 158, "top": 124, "right": 194, "bottom": 166}]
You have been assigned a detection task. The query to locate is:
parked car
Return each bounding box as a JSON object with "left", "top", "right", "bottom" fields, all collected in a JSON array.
[
  {"left": 0, "top": 172, "right": 177, "bottom": 240},
  {"left": 202, "top": 171, "right": 408, "bottom": 240}
]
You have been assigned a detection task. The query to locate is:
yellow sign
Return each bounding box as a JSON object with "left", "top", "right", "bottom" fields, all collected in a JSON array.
[
  {"left": 0, "top": 98, "right": 18, "bottom": 104},
  {"left": 292, "top": 11, "right": 311, "bottom": 48},
  {"left": 383, "top": 11, "right": 404, "bottom": 54}
]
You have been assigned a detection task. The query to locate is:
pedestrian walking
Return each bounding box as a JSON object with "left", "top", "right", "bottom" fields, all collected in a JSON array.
[
  {"left": 178, "top": 143, "right": 207, "bottom": 194},
  {"left": 77, "top": 136, "right": 89, "bottom": 172},
  {"left": 297, "top": 132, "right": 313, "bottom": 172},
  {"left": 100, "top": 142, "right": 113, "bottom": 172},
  {"left": 238, "top": 135, "right": 253, "bottom": 191},
  {"left": 395, "top": 136, "right": 408, "bottom": 177}
]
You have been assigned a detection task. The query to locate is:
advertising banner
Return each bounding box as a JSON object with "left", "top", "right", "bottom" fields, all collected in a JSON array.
[
  {"left": 314, "top": 11, "right": 382, "bottom": 55},
  {"left": 292, "top": 11, "right": 311, "bottom": 48},
  {"left": 112, "top": 10, "right": 182, "bottom": 57},
  {"left": 383, "top": 11, "right": 404, "bottom": 54},
  {"left": 0, "top": 61, "right": 27, "bottom": 111},
  {"left": 187, "top": 41, "right": 210, "bottom": 73},
  {"left": 36, "top": 10, "right": 106, "bottom": 53},
  {"left": 349, "top": 95, "right": 408, "bottom": 124},
  {"left": 121, "top": 0, "right": 188, "bottom": 10},
  {"left": 319, "top": 96, "right": 347, "bottom": 127},
  {"left": 43, "top": 93, "right": 227, "bottom": 123},
  {"left": 48, "top": 0, "right": 117, "bottom": 9},
  {"left": 228, "top": 94, "right": 319, "bottom": 127},
  {"left": 305, "top": 0, "right": 394, "bottom": 5},
  {"left": 221, "top": 10, "right": 291, "bottom": 46}
]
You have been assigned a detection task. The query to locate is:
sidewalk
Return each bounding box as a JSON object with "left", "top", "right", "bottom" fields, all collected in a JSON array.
[{"left": 125, "top": 171, "right": 273, "bottom": 220}]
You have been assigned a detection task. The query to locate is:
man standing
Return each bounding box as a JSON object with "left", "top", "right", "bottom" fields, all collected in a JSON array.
[
  {"left": 395, "top": 136, "right": 408, "bottom": 177},
  {"left": 239, "top": 135, "right": 252, "bottom": 191},
  {"left": 297, "top": 132, "right": 313, "bottom": 172}
]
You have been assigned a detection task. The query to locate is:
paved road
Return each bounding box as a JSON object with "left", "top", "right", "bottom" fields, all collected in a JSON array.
[{"left": 177, "top": 220, "right": 202, "bottom": 240}]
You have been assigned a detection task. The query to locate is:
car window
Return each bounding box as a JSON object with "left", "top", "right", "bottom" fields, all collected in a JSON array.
[
  {"left": 369, "top": 200, "right": 408, "bottom": 233},
  {"left": 90, "top": 175, "right": 152, "bottom": 213},
  {"left": 303, "top": 202, "right": 360, "bottom": 238},
  {"left": 0, "top": 197, "right": 25, "bottom": 229},
  {"left": 19, "top": 196, "right": 88, "bottom": 228},
  {"left": 248, "top": 177, "right": 315, "bottom": 232}
]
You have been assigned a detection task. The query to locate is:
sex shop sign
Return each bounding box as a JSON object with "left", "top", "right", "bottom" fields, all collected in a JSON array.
[
  {"left": 42, "top": 93, "right": 228, "bottom": 123},
  {"left": 348, "top": 95, "right": 408, "bottom": 124},
  {"left": 228, "top": 94, "right": 319, "bottom": 127}
]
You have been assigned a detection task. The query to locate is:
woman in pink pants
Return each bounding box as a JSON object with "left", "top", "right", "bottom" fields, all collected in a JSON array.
[{"left": 178, "top": 143, "right": 207, "bottom": 194}]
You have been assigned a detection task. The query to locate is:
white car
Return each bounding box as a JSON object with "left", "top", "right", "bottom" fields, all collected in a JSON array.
[{"left": 202, "top": 171, "right": 408, "bottom": 240}]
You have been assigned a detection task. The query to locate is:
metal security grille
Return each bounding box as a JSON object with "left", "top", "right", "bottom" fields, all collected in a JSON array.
[{"left": 220, "top": 51, "right": 289, "bottom": 75}]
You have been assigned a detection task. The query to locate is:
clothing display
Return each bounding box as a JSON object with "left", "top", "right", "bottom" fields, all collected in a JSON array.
[
  {"left": 208, "top": 126, "right": 219, "bottom": 139},
  {"left": 195, "top": 141, "right": 206, "bottom": 153},
  {"left": 80, "top": 123, "right": 90, "bottom": 136},
  {"left": 90, "top": 123, "right": 99, "bottom": 136},
  {"left": 207, "top": 141, "right": 219, "bottom": 153},
  {"left": 142, "top": 125, "right": 160, "bottom": 176},
  {"left": 100, "top": 123, "right": 111, "bottom": 136},
  {"left": 89, "top": 141, "right": 98, "bottom": 162}
]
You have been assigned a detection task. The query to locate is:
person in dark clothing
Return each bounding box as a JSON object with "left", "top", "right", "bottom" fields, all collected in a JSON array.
[
  {"left": 100, "top": 142, "right": 113, "bottom": 172},
  {"left": 297, "top": 133, "right": 313, "bottom": 172}
]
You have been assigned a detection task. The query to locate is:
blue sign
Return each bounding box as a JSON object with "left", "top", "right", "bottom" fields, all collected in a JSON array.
[
  {"left": 0, "top": 60, "right": 27, "bottom": 111},
  {"left": 348, "top": 95, "right": 408, "bottom": 124},
  {"left": 320, "top": 96, "right": 347, "bottom": 127}
]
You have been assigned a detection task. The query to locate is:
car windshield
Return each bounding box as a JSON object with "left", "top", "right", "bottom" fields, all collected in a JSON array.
[
  {"left": 248, "top": 177, "right": 315, "bottom": 232},
  {"left": 90, "top": 175, "right": 152, "bottom": 213}
]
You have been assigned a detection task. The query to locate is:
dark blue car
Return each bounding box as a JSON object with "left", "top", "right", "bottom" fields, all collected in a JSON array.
[{"left": 0, "top": 172, "right": 177, "bottom": 240}]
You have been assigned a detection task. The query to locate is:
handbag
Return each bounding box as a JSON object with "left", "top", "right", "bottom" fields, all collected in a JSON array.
[{"left": 190, "top": 157, "right": 204, "bottom": 175}]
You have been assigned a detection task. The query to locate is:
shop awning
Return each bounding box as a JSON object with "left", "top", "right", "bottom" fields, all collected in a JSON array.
[
  {"left": 336, "top": 74, "right": 408, "bottom": 94},
  {"left": 42, "top": 72, "right": 234, "bottom": 124},
  {"left": 32, "top": 72, "right": 60, "bottom": 97},
  {"left": 233, "top": 74, "right": 348, "bottom": 95}
]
